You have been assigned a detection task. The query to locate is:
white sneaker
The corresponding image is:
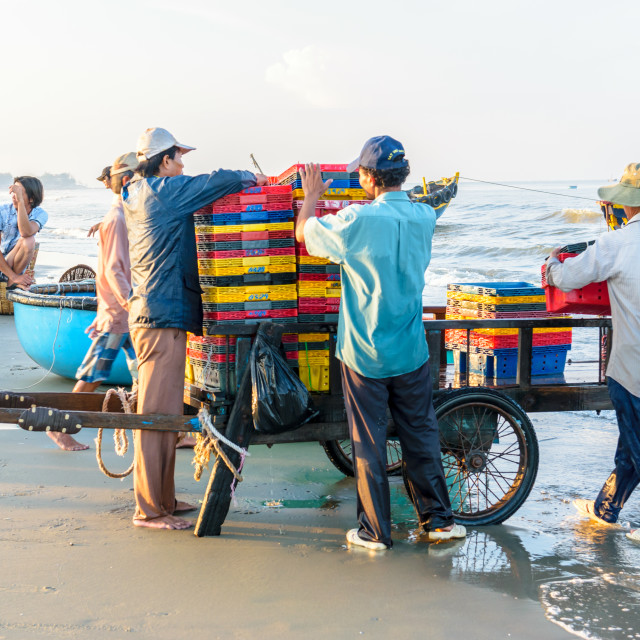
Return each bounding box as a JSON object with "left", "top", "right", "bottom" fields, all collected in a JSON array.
[
  {"left": 426, "top": 523, "right": 467, "bottom": 542},
  {"left": 572, "top": 499, "right": 618, "bottom": 527},
  {"left": 346, "top": 528, "right": 388, "bottom": 551}
]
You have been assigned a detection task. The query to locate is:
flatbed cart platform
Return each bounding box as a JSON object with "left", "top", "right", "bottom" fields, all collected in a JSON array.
[{"left": 0, "top": 313, "right": 613, "bottom": 536}]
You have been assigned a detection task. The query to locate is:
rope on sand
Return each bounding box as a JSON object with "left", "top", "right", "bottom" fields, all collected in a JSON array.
[
  {"left": 193, "top": 408, "right": 249, "bottom": 483},
  {"left": 95, "top": 386, "right": 136, "bottom": 479}
]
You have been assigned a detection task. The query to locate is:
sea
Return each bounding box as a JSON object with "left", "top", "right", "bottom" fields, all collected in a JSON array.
[{"left": 13, "top": 180, "right": 640, "bottom": 639}]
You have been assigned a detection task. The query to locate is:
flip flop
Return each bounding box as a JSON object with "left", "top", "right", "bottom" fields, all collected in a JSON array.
[{"left": 427, "top": 523, "right": 467, "bottom": 542}]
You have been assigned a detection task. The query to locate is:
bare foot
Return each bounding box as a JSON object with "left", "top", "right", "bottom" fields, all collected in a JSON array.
[
  {"left": 175, "top": 500, "right": 197, "bottom": 513},
  {"left": 133, "top": 515, "right": 193, "bottom": 530},
  {"left": 47, "top": 432, "right": 89, "bottom": 451},
  {"left": 176, "top": 435, "right": 196, "bottom": 449}
]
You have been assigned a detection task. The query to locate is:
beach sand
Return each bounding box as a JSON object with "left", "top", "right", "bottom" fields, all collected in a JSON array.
[{"left": 0, "top": 316, "right": 574, "bottom": 639}]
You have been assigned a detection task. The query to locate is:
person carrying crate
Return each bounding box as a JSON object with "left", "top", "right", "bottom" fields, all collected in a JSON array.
[
  {"left": 296, "top": 136, "right": 466, "bottom": 550},
  {"left": 122, "top": 127, "right": 268, "bottom": 531},
  {"left": 545, "top": 163, "right": 640, "bottom": 543}
]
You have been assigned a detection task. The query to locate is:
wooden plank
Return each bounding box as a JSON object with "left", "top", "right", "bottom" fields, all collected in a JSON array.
[
  {"left": 516, "top": 327, "right": 533, "bottom": 389},
  {"left": 502, "top": 383, "right": 612, "bottom": 412}
]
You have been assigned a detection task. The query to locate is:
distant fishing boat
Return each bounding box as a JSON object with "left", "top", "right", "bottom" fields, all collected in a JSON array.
[
  {"left": 6, "top": 282, "right": 133, "bottom": 385},
  {"left": 568, "top": 185, "right": 577, "bottom": 189},
  {"left": 407, "top": 172, "right": 459, "bottom": 219}
]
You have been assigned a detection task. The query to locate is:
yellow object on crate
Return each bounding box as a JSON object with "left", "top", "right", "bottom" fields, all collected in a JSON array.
[
  {"left": 298, "top": 332, "right": 330, "bottom": 342},
  {"left": 199, "top": 263, "right": 296, "bottom": 277},
  {"left": 296, "top": 255, "right": 333, "bottom": 265},
  {"left": 292, "top": 188, "right": 367, "bottom": 200},
  {"left": 446, "top": 292, "right": 546, "bottom": 304},
  {"left": 198, "top": 255, "right": 296, "bottom": 274},
  {"left": 298, "top": 365, "right": 330, "bottom": 392}
]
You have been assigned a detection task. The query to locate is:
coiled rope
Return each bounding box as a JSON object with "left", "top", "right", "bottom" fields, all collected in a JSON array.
[
  {"left": 192, "top": 408, "right": 249, "bottom": 485},
  {"left": 95, "top": 386, "right": 137, "bottom": 479}
]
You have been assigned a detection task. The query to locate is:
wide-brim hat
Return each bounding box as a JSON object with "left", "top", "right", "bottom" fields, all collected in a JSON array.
[{"left": 597, "top": 162, "right": 640, "bottom": 206}]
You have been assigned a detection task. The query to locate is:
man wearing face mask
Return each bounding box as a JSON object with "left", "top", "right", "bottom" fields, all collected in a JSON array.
[{"left": 122, "top": 127, "right": 268, "bottom": 531}]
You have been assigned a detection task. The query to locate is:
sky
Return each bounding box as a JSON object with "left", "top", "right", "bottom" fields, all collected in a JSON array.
[{"left": 1, "top": 0, "right": 639, "bottom": 184}]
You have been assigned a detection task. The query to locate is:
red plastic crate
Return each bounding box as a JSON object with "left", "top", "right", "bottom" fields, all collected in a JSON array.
[
  {"left": 212, "top": 202, "right": 293, "bottom": 213},
  {"left": 187, "top": 349, "right": 236, "bottom": 363},
  {"left": 276, "top": 164, "right": 348, "bottom": 184},
  {"left": 542, "top": 254, "right": 611, "bottom": 315},
  {"left": 188, "top": 336, "right": 238, "bottom": 346},
  {"left": 197, "top": 247, "right": 295, "bottom": 259},
  {"left": 193, "top": 204, "right": 213, "bottom": 216},
  {"left": 475, "top": 331, "right": 573, "bottom": 349},
  {"left": 196, "top": 230, "right": 293, "bottom": 243},
  {"left": 204, "top": 308, "right": 298, "bottom": 321},
  {"left": 298, "top": 273, "right": 341, "bottom": 281}
]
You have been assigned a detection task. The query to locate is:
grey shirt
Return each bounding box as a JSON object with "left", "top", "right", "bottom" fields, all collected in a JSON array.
[{"left": 546, "top": 216, "right": 640, "bottom": 397}]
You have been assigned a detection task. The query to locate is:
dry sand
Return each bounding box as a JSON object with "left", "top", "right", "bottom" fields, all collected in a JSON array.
[{"left": 0, "top": 316, "right": 574, "bottom": 639}]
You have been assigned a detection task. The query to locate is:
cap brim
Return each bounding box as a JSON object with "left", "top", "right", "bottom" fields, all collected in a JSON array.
[
  {"left": 176, "top": 143, "right": 196, "bottom": 154},
  {"left": 597, "top": 183, "right": 640, "bottom": 206},
  {"left": 346, "top": 158, "right": 360, "bottom": 173}
]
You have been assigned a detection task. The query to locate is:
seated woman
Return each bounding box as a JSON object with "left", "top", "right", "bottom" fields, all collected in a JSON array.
[{"left": 0, "top": 177, "right": 47, "bottom": 289}]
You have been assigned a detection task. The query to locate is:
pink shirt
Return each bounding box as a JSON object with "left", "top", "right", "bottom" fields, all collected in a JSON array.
[{"left": 95, "top": 194, "right": 131, "bottom": 334}]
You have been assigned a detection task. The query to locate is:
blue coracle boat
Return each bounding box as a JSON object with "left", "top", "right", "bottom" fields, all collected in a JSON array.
[{"left": 7, "top": 281, "right": 133, "bottom": 385}]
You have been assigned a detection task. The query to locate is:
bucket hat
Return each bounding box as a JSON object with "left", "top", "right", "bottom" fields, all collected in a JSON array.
[{"left": 597, "top": 163, "right": 640, "bottom": 206}]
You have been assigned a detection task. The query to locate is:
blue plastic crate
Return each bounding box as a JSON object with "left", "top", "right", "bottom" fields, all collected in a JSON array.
[
  {"left": 447, "top": 281, "right": 545, "bottom": 297},
  {"left": 453, "top": 347, "right": 569, "bottom": 377}
]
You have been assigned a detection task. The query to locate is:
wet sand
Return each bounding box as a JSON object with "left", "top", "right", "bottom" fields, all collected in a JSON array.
[{"left": 0, "top": 315, "right": 623, "bottom": 639}]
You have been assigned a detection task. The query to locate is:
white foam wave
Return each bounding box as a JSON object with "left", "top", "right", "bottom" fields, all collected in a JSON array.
[
  {"left": 539, "top": 208, "right": 603, "bottom": 224},
  {"left": 42, "top": 227, "right": 90, "bottom": 240}
]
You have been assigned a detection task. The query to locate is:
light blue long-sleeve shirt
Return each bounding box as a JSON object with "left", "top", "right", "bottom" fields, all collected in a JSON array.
[{"left": 304, "top": 191, "right": 436, "bottom": 378}]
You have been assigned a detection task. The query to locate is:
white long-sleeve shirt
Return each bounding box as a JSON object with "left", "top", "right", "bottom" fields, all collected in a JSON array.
[{"left": 545, "top": 216, "right": 640, "bottom": 397}]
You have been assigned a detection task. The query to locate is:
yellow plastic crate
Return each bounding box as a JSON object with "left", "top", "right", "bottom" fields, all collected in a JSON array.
[
  {"left": 198, "top": 256, "right": 296, "bottom": 274},
  {"left": 298, "top": 281, "right": 341, "bottom": 291},
  {"left": 292, "top": 188, "right": 367, "bottom": 200},
  {"left": 199, "top": 263, "right": 296, "bottom": 277},
  {"left": 446, "top": 292, "right": 546, "bottom": 304},
  {"left": 195, "top": 221, "right": 294, "bottom": 234},
  {"left": 299, "top": 290, "right": 342, "bottom": 299},
  {"left": 473, "top": 327, "right": 573, "bottom": 336},
  {"left": 201, "top": 284, "right": 297, "bottom": 303},
  {"left": 298, "top": 333, "right": 330, "bottom": 341},
  {"left": 298, "top": 365, "right": 330, "bottom": 392},
  {"left": 298, "top": 351, "right": 330, "bottom": 366},
  {"left": 296, "top": 255, "right": 333, "bottom": 265}
]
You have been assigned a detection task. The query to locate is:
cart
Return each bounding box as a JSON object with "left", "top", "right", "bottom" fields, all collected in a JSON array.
[{"left": 0, "top": 312, "right": 613, "bottom": 537}]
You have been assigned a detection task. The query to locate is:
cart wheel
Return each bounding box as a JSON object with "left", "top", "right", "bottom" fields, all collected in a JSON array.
[
  {"left": 321, "top": 437, "right": 403, "bottom": 476},
  {"left": 403, "top": 387, "right": 539, "bottom": 526}
]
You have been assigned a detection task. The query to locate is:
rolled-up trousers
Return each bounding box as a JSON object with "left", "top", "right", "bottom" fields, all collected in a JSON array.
[
  {"left": 594, "top": 377, "right": 640, "bottom": 523},
  {"left": 130, "top": 327, "right": 187, "bottom": 521},
  {"left": 341, "top": 360, "right": 453, "bottom": 547}
]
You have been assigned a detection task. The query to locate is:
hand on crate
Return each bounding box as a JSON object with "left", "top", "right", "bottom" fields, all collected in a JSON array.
[
  {"left": 548, "top": 247, "right": 562, "bottom": 260},
  {"left": 254, "top": 173, "right": 269, "bottom": 186},
  {"left": 300, "top": 164, "right": 333, "bottom": 199}
]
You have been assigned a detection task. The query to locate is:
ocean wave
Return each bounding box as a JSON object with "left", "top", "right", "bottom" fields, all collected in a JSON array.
[
  {"left": 41, "top": 227, "right": 91, "bottom": 240},
  {"left": 539, "top": 208, "right": 603, "bottom": 224}
]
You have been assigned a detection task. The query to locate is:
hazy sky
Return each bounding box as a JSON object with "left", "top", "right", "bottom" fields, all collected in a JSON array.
[{"left": 2, "top": 0, "right": 639, "bottom": 184}]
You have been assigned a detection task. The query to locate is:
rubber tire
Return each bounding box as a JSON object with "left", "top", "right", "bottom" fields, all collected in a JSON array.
[
  {"left": 441, "top": 187, "right": 452, "bottom": 203},
  {"left": 321, "top": 437, "right": 403, "bottom": 477},
  {"left": 450, "top": 182, "right": 458, "bottom": 198},
  {"left": 403, "top": 387, "right": 539, "bottom": 526}
]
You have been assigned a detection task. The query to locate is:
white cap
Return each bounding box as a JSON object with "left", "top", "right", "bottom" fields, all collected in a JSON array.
[{"left": 136, "top": 127, "right": 196, "bottom": 161}]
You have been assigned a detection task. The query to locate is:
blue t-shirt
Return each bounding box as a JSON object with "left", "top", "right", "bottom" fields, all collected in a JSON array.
[
  {"left": 0, "top": 202, "right": 48, "bottom": 256},
  {"left": 304, "top": 191, "right": 436, "bottom": 379}
]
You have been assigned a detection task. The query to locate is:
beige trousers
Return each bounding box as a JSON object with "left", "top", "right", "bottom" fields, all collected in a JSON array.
[{"left": 130, "top": 327, "right": 187, "bottom": 521}]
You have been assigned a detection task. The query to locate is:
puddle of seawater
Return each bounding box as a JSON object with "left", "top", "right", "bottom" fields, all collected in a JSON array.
[{"left": 262, "top": 496, "right": 341, "bottom": 510}]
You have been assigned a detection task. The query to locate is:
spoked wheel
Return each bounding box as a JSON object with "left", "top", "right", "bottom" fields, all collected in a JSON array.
[
  {"left": 321, "top": 436, "right": 403, "bottom": 476},
  {"left": 403, "top": 388, "right": 539, "bottom": 525}
]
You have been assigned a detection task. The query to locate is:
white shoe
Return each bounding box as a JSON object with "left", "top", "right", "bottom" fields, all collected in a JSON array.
[
  {"left": 626, "top": 529, "right": 640, "bottom": 543},
  {"left": 426, "top": 523, "right": 467, "bottom": 542},
  {"left": 572, "top": 499, "right": 618, "bottom": 527},
  {"left": 346, "top": 528, "right": 389, "bottom": 551}
]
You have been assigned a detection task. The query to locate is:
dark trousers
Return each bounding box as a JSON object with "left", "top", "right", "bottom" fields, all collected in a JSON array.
[
  {"left": 594, "top": 377, "right": 640, "bottom": 523},
  {"left": 341, "top": 361, "right": 453, "bottom": 547}
]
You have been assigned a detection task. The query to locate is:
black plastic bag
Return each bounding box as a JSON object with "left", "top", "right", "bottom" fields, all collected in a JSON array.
[{"left": 250, "top": 332, "right": 318, "bottom": 434}]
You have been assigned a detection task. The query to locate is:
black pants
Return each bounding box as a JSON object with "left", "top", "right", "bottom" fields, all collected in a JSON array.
[{"left": 341, "top": 361, "right": 453, "bottom": 547}]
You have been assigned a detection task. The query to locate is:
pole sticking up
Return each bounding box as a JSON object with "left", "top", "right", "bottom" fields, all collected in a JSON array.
[{"left": 250, "top": 154, "right": 264, "bottom": 175}]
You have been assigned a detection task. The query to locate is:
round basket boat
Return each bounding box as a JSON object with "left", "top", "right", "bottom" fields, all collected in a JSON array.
[{"left": 7, "top": 281, "right": 133, "bottom": 385}]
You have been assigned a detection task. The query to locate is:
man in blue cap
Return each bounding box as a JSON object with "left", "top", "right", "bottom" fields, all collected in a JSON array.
[{"left": 297, "top": 136, "right": 465, "bottom": 550}]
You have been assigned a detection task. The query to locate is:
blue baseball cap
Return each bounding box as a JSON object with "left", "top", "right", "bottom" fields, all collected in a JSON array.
[{"left": 346, "top": 135, "right": 408, "bottom": 173}]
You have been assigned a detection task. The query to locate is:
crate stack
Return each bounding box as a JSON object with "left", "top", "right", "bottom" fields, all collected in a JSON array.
[
  {"left": 444, "top": 281, "right": 572, "bottom": 380},
  {"left": 188, "top": 185, "right": 298, "bottom": 393},
  {"left": 275, "top": 164, "right": 371, "bottom": 392}
]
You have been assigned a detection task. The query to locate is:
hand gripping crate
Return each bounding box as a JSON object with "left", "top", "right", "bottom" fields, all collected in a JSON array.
[{"left": 541, "top": 253, "right": 611, "bottom": 315}]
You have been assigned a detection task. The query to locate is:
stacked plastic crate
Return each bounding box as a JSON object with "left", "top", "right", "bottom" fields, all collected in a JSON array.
[
  {"left": 187, "top": 185, "right": 298, "bottom": 393},
  {"left": 275, "top": 164, "right": 371, "bottom": 391},
  {"left": 444, "top": 281, "right": 572, "bottom": 380}
]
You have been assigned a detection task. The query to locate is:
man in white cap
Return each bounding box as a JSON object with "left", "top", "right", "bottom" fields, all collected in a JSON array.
[
  {"left": 49, "top": 153, "right": 140, "bottom": 452},
  {"left": 122, "top": 127, "right": 267, "bottom": 531},
  {"left": 545, "top": 163, "right": 640, "bottom": 543}
]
